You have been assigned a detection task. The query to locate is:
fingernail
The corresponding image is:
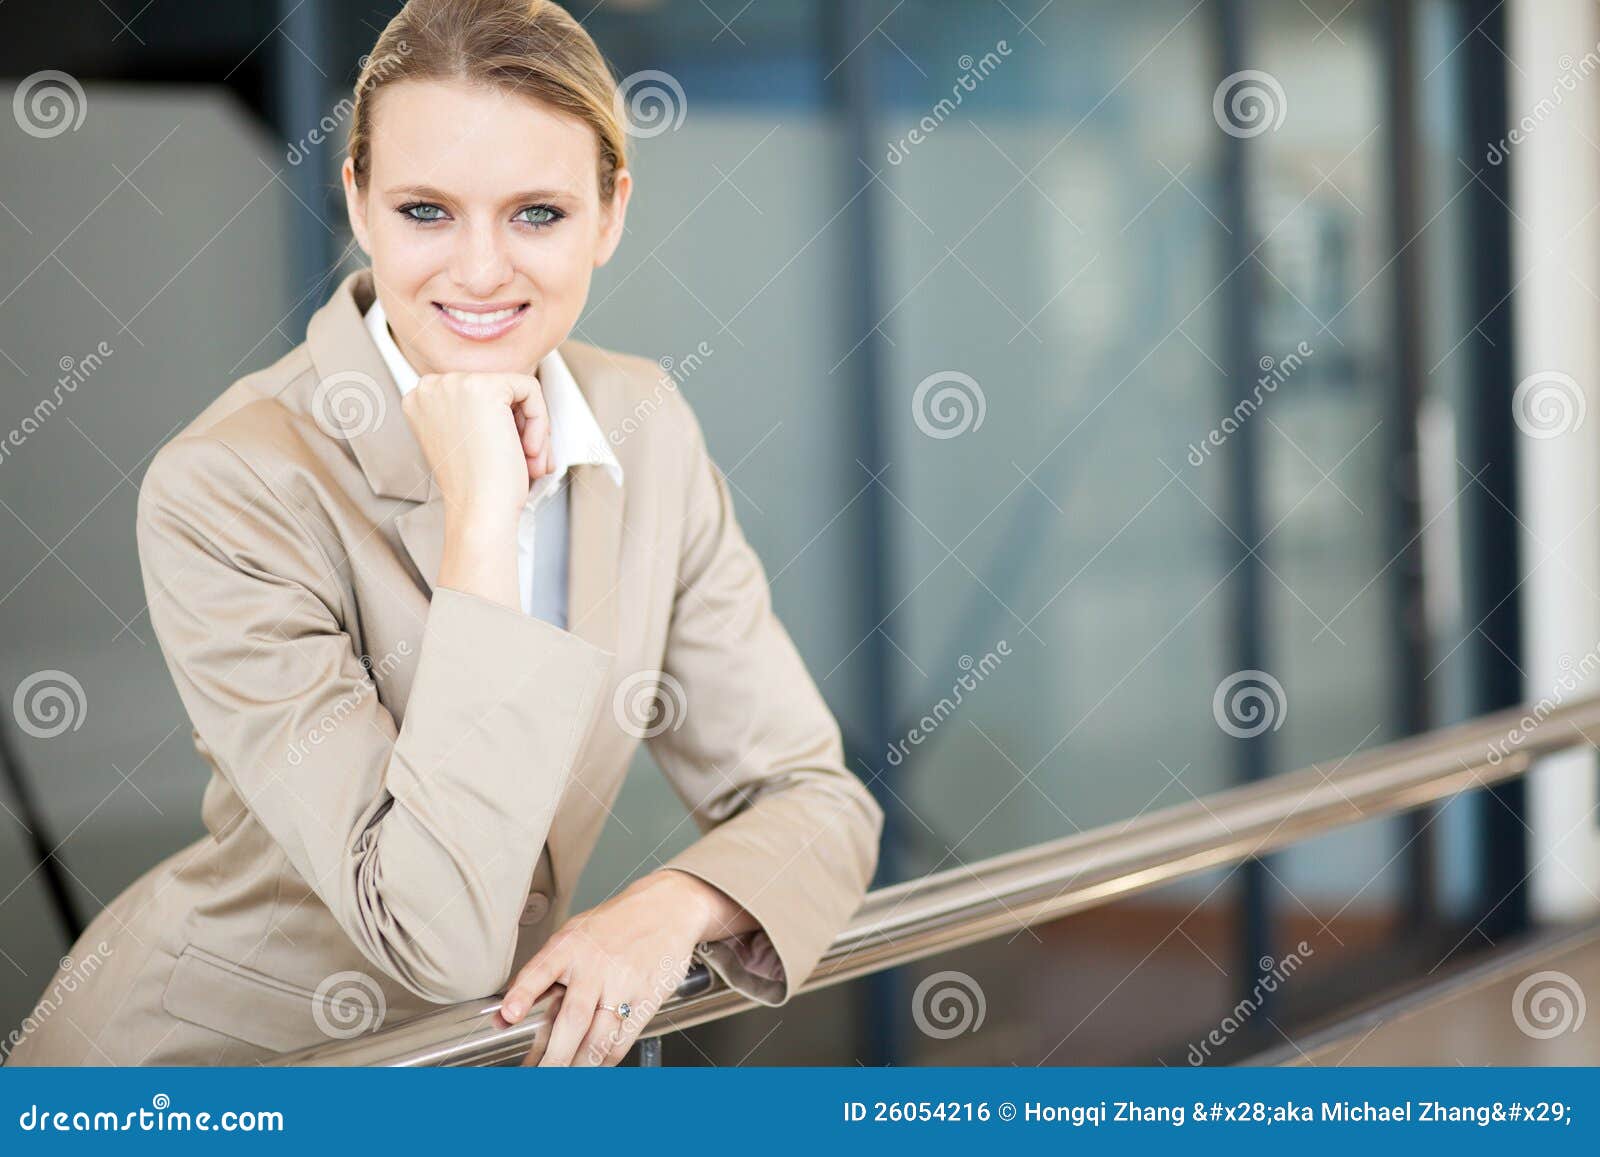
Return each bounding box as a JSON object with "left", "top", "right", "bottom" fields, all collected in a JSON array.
[{"left": 503, "top": 999, "right": 523, "bottom": 1021}]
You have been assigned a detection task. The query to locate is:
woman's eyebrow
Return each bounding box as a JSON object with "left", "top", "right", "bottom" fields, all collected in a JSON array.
[{"left": 383, "top": 184, "right": 577, "bottom": 204}]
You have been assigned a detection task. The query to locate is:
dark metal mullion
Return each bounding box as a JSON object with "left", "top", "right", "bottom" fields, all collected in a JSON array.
[
  {"left": 825, "top": 0, "right": 900, "bottom": 1068},
  {"left": 1214, "top": 0, "right": 1276, "bottom": 1036},
  {"left": 1381, "top": 0, "right": 1438, "bottom": 929},
  {"left": 273, "top": 0, "right": 333, "bottom": 337},
  {"left": 1457, "top": 0, "right": 1527, "bottom": 944}
]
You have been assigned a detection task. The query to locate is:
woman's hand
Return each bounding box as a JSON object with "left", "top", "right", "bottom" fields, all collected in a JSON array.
[
  {"left": 500, "top": 869, "right": 751, "bottom": 1067},
  {"left": 402, "top": 370, "right": 551, "bottom": 521},
  {"left": 400, "top": 371, "right": 551, "bottom": 609}
]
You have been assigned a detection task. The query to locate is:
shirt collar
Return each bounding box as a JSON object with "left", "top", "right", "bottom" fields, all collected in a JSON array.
[{"left": 363, "top": 296, "right": 624, "bottom": 490}]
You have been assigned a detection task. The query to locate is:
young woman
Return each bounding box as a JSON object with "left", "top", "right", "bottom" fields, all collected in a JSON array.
[{"left": 5, "top": 0, "right": 881, "bottom": 1067}]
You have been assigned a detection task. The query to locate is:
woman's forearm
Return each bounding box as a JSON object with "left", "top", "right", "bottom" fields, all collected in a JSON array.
[{"left": 437, "top": 508, "right": 520, "bottom": 610}]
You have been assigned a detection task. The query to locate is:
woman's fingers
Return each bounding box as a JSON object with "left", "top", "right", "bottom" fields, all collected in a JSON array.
[
  {"left": 518, "top": 390, "right": 548, "bottom": 448},
  {"left": 576, "top": 999, "right": 642, "bottom": 1067},
  {"left": 516, "top": 382, "right": 547, "bottom": 418},
  {"left": 539, "top": 978, "right": 601, "bottom": 1067},
  {"left": 501, "top": 949, "right": 564, "bottom": 1024},
  {"left": 498, "top": 371, "right": 542, "bottom": 409},
  {"left": 515, "top": 387, "right": 553, "bottom": 467},
  {"left": 519, "top": 407, "right": 546, "bottom": 454},
  {"left": 518, "top": 408, "right": 551, "bottom": 481}
]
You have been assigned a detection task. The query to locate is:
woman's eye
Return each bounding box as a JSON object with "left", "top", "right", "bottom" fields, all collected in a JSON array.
[
  {"left": 398, "top": 202, "right": 446, "bottom": 223},
  {"left": 394, "top": 202, "right": 561, "bottom": 228},
  {"left": 515, "top": 205, "right": 561, "bottom": 228}
]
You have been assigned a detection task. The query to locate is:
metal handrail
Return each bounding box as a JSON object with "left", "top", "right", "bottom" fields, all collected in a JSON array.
[{"left": 267, "top": 691, "right": 1600, "bottom": 1066}]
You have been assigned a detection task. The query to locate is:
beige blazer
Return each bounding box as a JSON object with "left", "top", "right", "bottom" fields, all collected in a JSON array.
[{"left": 4, "top": 269, "right": 882, "bottom": 1066}]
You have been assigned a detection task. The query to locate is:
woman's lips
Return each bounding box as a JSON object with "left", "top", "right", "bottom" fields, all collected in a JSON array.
[{"left": 433, "top": 301, "right": 530, "bottom": 341}]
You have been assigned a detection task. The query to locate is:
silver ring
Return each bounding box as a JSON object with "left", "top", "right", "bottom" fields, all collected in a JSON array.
[{"left": 597, "top": 1000, "right": 633, "bottom": 1020}]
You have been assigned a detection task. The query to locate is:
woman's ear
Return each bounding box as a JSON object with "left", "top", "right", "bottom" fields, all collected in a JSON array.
[
  {"left": 593, "top": 167, "right": 632, "bottom": 269},
  {"left": 341, "top": 156, "right": 372, "bottom": 257}
]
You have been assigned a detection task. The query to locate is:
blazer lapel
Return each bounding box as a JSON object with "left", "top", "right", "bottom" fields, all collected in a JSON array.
[
  {"left": 306, "top": 269, "right": 431, "bottom": 502},
  {"left": 556, "top": 337, "right": 627, "bottom": 659},
  {"left": 544, "top": 345, "right": 627, "bottom": 899},
  {"left": 541, "top": 461, "right": 623, "bottom": 904},
  {"left": 304, "top": 268, "right": 442, "bottom": 589},
  {"left": 394, "top": 486, "right": 446, "bottom": 593},
  {"left": 564, "top": 464, "right": 624, "bottom": 656}
]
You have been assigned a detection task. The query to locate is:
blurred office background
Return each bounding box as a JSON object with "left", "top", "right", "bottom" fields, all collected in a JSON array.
[{"left": 2, "top": 0, "right": 1599, "bottom": 1065}]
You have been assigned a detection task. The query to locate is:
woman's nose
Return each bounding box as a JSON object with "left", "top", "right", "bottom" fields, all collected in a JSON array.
[{"left": 448, "top": 224, "right": 514, "bottom": 297}]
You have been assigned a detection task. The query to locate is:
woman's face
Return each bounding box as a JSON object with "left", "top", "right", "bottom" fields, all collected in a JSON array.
[{"left": 342, "top": 78, "right": 630, "bottom": 377}]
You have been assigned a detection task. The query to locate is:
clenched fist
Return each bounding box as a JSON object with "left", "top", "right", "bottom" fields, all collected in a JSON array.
[{"left": 401, "top": 371, "right": 551, "bottom": 526}]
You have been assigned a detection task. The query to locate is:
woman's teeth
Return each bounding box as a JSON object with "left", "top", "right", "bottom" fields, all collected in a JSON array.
[{"left": 441, "top": 305, "right": 520, "bottom": 323}]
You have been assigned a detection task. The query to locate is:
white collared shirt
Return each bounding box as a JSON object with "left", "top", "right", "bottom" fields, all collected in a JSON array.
[{"left": 363, "top": 298, "right": 623, "bottom": 626}]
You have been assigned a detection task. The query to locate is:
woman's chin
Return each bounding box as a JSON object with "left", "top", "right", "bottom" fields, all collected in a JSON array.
[{"left": 420, "top": 344, "right": 545, "bottom": 376}]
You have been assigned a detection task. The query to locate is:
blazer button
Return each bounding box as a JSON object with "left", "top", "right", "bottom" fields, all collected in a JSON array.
[{"left": 519, "top": 892, "right": 551, "bottom": 926}]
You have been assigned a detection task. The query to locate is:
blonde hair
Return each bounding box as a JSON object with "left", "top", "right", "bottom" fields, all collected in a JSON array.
[{"left": 348, "top": 0, "right": 627, "bottom": 200}]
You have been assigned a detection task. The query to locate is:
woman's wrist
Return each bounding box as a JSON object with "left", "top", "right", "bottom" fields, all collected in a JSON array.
[
  {"left": 444, "top": 499, "right": 518, "bottom": 542},
  {"left": 645, "top": 868, "right": 759, "bottom": 942},
  {"left": 438, "top": 507, "right": 520, "bottom": 609}
]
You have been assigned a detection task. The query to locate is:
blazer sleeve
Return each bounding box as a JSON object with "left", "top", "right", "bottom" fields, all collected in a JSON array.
[
  {"left": 136, "top": 434, "right": 611, "bottom": 1004},
  {"left": 650, "top": 405, "right": 884, "bottom": 1006}
]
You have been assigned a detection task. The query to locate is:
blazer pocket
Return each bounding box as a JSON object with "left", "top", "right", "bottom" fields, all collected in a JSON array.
[{"left": 161, "top": 944, "right": 354, "bottom": 1055}]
